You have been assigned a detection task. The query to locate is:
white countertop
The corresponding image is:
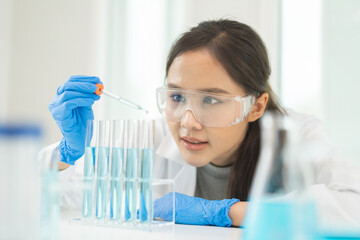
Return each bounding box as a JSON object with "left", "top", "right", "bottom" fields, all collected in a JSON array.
[{"left": 59, "top": 219, "right": 242, "bottom": 240}]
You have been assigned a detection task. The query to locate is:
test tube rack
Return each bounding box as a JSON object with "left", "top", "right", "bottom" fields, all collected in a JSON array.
[{"left": 69, "top": 119, "right": 175, "bottom": 231}]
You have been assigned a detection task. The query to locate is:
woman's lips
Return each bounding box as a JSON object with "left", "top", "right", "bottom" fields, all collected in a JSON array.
[{"left": 180, "top": 136, "right": 208, "bottom": 151}]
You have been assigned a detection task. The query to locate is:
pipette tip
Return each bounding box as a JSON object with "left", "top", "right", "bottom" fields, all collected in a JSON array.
[{"left": 95, "top": 84, "right": 150, "bottom": 114}]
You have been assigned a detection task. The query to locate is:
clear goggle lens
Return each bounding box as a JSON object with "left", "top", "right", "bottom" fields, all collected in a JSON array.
[{"left": 156, "top": 87, "right": 255, "bottom": 127}]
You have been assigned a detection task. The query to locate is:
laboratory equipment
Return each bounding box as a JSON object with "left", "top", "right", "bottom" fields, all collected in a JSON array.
[
  {"left": 77, "top": 119, "right": 174, "bottom": 230},
  {"left": 139, "top": 119, "right": 155, "bottom": 222},
  {"left": 82, "top": 120, "right": 99, "bottom": 219},
  {"left": 124, "top": 119, "right": 140, "bottom": 222},
  {"left": 95, "top": 83, "right": 149, "bottom": 114},
  {"left": 243, "top": 113, "right": 318, "bottom": 240},
  {"left": 95, "top": 120, "right": 111, "bottom": 219},
  {"left": 0, "top": 123, "right": 42, "bottom": 240},
  {"left": 40, "top": 143, "right": 60, "bottom": 240},
  {"left": 156, "top": 87, "right": 255, "bottom": 127},
  {"left": 109, "top": 120, "right": 125, "bottom": 220}
]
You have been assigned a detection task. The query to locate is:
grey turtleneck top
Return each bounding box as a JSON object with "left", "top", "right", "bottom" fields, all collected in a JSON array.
[{"left": 194, "top": 163, "right": 232, "bottom": 200}]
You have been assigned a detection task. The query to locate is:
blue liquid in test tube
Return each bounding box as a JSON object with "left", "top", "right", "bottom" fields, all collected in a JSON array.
[
  {"left": 95, "top": 146, "right": 109, "bottom": 219},
  {"left": 125, "top": 148, "right": 138, "bottom": 222},
  {"left": 82, "top": 146, "right": 95, "bottom": 218},
  {"left": 140, "top": 148, "right": 154, "bottom": 222},
  {"left": 109, "top": 147, "right": 124, "bottom": 220}
]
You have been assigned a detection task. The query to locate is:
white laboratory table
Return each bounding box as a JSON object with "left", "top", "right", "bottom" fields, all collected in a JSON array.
[{"left": 59, "top": 218, "right": 242, "bottom": 240}]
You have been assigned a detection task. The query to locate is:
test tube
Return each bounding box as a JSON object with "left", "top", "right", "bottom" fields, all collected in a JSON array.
[
  {"left": 82, "top": 120, "right": 99, "bottom": 219},
  {"left": 109, "top": 120, "right": 125, "bottom": 221},
  {"left": 124, "top": 120, "right": 140, "bottom": 222},
  {"left": 139, "top": 119, "right": 155, "bottom": 223},
  {"left": 95, "top": 120, "right": 111, "bottom": 219}
]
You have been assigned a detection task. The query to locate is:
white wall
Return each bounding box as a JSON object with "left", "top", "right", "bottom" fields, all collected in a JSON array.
[
  {"left": 0, "top": 0, "right": 13, "bottom": 117},
  {"left": 104, "top": 0, "right": 168, "bottom": 121},
  {"left": 281, "top": 0, "right": 322, "bottom": 117},
  {"left": 280, "top": 0, "right": 360, "bottom": 161},
  {"left": 322, "top": 0, "right": 360, "bottom": 160},
  {"left": 2, "top": 0, "right": 107, "bottom": 144}
]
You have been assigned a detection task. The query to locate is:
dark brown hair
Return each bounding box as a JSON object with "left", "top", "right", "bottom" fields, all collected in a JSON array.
[{"left": 165, "top": 19, "right": 284, "bottom": 201}]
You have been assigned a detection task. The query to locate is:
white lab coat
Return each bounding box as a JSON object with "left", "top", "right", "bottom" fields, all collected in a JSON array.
[{"left": 42, "top": 110, "right": 360, "bottom": 229}]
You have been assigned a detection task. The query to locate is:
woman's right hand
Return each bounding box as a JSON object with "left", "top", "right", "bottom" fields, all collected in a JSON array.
[{"left": 49, "top": 75, "right": 102, "bottom": 165}]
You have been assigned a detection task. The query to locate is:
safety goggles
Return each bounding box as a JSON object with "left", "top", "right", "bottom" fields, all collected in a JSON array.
[{"left": 156, "top": 87, "right": 255, "bottom": 127}]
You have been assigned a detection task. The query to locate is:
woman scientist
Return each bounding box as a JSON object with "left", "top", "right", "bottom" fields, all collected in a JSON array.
[{"left": 47, "top": 19, "right": 360, "bottom": 227}]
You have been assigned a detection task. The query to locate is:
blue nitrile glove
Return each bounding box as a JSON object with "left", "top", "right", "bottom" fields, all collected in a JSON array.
[
  {"left": 48, "top": 75, "right": 102, "bottom": 165},
  {"left": 154, "top": 192, "right": 239, "bottom": 227}
]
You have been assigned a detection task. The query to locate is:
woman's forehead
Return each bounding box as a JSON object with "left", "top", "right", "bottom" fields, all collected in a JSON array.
[{"left": 167, "top": 49, "right": 246, "bottom": 95}]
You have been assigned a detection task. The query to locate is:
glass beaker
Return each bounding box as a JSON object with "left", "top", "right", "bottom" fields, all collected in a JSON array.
[{"left": 243, "top": 112, "right": 319, "bottom": 240}]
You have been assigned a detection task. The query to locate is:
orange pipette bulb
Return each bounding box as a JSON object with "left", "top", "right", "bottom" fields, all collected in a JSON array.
[{"left": 94, "top": 83, "right": 104, "bottom": 96}]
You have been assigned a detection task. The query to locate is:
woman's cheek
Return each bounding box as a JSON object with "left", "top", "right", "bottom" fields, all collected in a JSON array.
[
  {"left": 210, "top": 127, "right": 244, "bottom": 151},
  {"left": 208, "top": 125, "right": 248, "bottom": 161}
]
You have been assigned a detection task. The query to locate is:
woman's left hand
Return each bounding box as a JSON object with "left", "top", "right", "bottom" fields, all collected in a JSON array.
[{"left": 154, "top": 192, "right": 239, "bottom": 227}]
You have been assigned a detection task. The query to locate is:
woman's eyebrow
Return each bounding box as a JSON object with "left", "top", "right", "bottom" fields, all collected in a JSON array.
[
  {"left": 199, "top": 88, "right": 229, "bottom": 94},
  {"left": 167, "top": 83, "right": 229, "bottom": 94},
  {"left": 167, "top": 83, "right": 181, "bottom": 89}
]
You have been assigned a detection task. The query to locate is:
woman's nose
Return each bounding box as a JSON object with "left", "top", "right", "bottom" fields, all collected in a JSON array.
[{"left": 180, "top": 109, "right": 203, "bottom": 130}]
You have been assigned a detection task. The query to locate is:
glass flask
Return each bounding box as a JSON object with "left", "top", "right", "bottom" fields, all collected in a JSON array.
[{"left": 243, "top": 112, "right": 320, "bottom": 240}]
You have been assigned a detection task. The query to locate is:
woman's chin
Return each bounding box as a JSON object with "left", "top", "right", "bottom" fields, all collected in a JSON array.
[{"left": 181, "top": 153, "right": 212, "bottom": 167}]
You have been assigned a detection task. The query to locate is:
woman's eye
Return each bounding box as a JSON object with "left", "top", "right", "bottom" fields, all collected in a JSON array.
[
  {"left": 203, "top": 96, "right": 222, "bottom": 104},
  {"left": 170, "top": 94, "right": 185, "bottom": 103}
]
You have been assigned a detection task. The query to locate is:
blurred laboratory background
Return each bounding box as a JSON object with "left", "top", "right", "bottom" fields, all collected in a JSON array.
[{"left": 0, "top": 0, "right": 359, "bottom": 162}]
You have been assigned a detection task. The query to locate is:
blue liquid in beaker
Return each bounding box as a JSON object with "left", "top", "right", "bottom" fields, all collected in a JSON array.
[
  {"left": 109, "top": 147, "right": 124, "bottom": 220},
  {"left": 243, "top": 200, "right": 318, "bottom": 240},
  {"left": 140, "top": 148, "right": 154, "bottom": 222},
  {"left": 95, "top": 146, "right": 109, "bottom": 219},
  {"left": 125, "top": 148, "right": 138, "bottom": 222},
  {"left": 82, "top": 146, "right": 95, "bottom": 218}
]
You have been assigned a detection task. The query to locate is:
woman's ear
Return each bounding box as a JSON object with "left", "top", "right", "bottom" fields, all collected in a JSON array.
[{"left": 248, "top": 93, "right": 269, "bottom": 122}]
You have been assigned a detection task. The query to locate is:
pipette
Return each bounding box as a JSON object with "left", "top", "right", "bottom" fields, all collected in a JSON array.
[{"left": 94, "top": 83, "right": 149, "bottom": 114}]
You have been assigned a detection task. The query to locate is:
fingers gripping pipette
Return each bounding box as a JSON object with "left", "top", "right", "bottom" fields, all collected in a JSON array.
[{"left": 94, "top": 83, "right": 149, "bottom": 114}]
